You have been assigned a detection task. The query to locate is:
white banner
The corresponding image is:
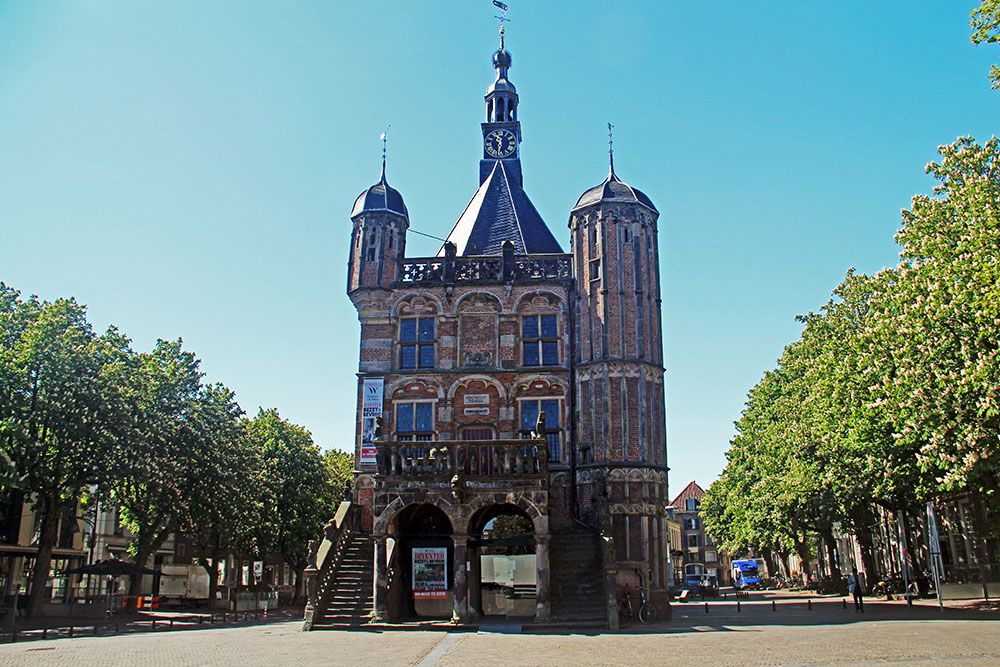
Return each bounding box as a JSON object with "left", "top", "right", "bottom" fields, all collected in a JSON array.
[{"left": 360, "top": 377, "right": 384, "bottom": 464}]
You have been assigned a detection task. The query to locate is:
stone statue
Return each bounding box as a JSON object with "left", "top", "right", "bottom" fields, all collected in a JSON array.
[
  {"left": 532, "top": 411, "right": 546, "bottom": 440},
  {"left": 373, "top": 415, "right": 384, "bottom": 442},
  {"left": 451, "top": 474, "right": 465, "bottom": 502}
]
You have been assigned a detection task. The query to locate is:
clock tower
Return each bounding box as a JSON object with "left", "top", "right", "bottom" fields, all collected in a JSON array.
[{"left": 480, "top": 26, "right": 523, "bottom": 186}]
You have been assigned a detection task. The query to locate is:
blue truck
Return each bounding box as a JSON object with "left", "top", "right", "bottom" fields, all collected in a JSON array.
[{"left": 731, "top": 559, "right": 762, "bottom": 589}]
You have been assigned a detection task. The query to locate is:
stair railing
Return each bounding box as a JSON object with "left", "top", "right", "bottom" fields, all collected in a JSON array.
[{"left": 303, "top": 501, "right": 360, "bottom": 630}]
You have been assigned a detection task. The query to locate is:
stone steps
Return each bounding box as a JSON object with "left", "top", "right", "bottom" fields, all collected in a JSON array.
[{"left": 549, "top": 529, "right": 607, "bottom": 623}]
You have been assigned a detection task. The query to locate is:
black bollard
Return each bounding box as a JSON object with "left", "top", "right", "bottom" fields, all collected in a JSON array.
[
  {"left": 737, "top": 600, "right": 741, "bottom": 613},
  {"left": 68, "top": 626, "right": 74, "bottom": 638},
  {"left": 115, "top": 620, "right": 119, "bottom": 633},
  {"left": 42, "top": 628, "right": 48, "bottom": 640},
  {"left": 704, "top": 602, "right": 709, "bottom": 614},
  {"left": 842, "top": 598, "right": 847, "bottom": 609},
  {"left": 808, "top": 599, "right": 812, "bottom": 611},
  {"left": 151, "top": 619, "right": 156, "bottom": 630},
  {"left": 93, "top": 624, "right": 99, "bottom": 636},
  {"left": 771, "top": 600, "right": 776, "bottom": 612}
]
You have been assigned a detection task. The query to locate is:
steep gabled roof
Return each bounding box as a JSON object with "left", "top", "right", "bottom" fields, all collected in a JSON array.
[
  {"left": 439, "top": 160, "right": 562, "bottom": 256},
  {"left": 669, "top": 480, "right": 705, "bottom": 509}
]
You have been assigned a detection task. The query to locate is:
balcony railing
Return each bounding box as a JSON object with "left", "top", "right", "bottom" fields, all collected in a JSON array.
[
  {"left": 375, "top": 439, "right": 548, "bottom": 479},
  {"left": 397, "top": 243, "right": 572, "bottom": 286}
]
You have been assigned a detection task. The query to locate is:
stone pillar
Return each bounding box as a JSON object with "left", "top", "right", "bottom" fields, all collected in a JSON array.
[
  {"left": 373, "top": 535, "right": 388, "bottom": 621},
  {"left": 535, "top": 534, "right": 551, "bottom": 622},
  {"left": 452, "top": 534, "right": 469, "bottom": 622}
]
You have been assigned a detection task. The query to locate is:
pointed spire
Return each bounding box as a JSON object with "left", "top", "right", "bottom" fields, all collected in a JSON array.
[
  {"left": 379, "top": 124, "right": 391, "bottom": 183},
  {"left": 607, "top": 122, "right": 616, "bottom": 178}
]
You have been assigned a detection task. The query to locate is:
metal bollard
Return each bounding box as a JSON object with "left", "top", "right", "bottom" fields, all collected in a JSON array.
[
  {"left": 68, "top": 626, "right": 74, "bottom": 638},
  {"left": 94, "top": 624, "right": 99, "bottom": 636},
  {"left": 808, "top": 599, "right": 812, "bottom": 611},
  {"left": 169, "top": 618, "right": 174, "bottom": 628},
  {"left": 737, "top": 600, "right": 741, "bottom": 613},
  {"left": 842, "top": 598, "right": 847, "bottom": 609},
  {"left": 42, "top": 628, "right": 48, "bottom": 640},
  {"left": 704, "top": 602, "right": 709, "bottom": 614},
  {"left": 114, "top": 620, "right": 119, "bottom": 633},
  {"left": 771, "top": 600, "right": 776, "bottom": 612},
  {"left": 151, "top": 619, "right": 156, "bottom": 630}
]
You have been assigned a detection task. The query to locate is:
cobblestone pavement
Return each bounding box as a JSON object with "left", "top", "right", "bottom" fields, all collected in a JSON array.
[{"left": 1, "top": 599, "right": 998, "bottom": 667}]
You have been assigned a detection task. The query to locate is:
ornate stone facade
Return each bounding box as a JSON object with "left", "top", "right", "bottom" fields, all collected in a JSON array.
[{"left": 338, "top": 27, "right": 669, "bottom": 624}]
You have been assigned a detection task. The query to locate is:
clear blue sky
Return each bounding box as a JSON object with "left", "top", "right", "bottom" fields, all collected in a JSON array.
[{"left": 0, "top": 2, "right": 995, "bottom": 489}]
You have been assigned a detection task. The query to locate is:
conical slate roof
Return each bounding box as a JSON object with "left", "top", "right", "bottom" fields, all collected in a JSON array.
[
  {"left": 573, "top": 169, "right": 658, "bottom": 214},
  {"left": 440, "top": 160, "right": 562, "bottom": 256}
]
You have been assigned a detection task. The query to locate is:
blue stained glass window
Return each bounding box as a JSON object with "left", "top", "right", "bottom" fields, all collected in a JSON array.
[
  {"left": 400, "top": 346, "right": 417, "bottom": 369},
  {"left": 521, "top": 316, "right": 539, "bottom": 339},
  {"left": 540, "top": 315, "right": 558, "bottom": 338},
  {"left": 523, "top": 343, "right": 539, "bottom": 367},
  {"left": 522, "top": 314, "right": 558, "bottom": 367},
  {"left": 542, "top": 341, "right": 558, "bottom": 366},
  {"left": 400, "top": 317, "right": 435, "bottom": 369},
  {"left": 415, "top": 403, "right": 434, "bottom": 432},
  {"left": 520, "top": 401, "right": 540, "bottom": 432},
  {"left": 397, "top": 403, "right": 414, "bottom": 433},
  {"left": 400, "top": 319, "right": 417, "bottom": 342},
  {"left": 418, "top": 318, "right": 435, "bottom": 341},
  {"left": 541, "top": 399, "right": 560, "bottom": 428}
]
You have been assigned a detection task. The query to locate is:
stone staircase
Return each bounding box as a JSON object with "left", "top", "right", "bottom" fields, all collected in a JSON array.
[
  {"left": 549, "top": 529, "right": 607, "bottom": 624},
  {"left": 311, "top": 534, "right": 374, "bottom": 629}
]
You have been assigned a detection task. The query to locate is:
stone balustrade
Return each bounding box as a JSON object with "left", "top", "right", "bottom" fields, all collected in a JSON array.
[{"left": 375, "top": 439, "right": 548, "bottom": 479}]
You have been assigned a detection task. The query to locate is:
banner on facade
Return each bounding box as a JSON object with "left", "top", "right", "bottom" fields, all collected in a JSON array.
[
  {"left": 412, "top": 547, "right": 448, "bottom": 599},
  {"left": 360, "top": 377, "right": 384, "bottom": 464}
]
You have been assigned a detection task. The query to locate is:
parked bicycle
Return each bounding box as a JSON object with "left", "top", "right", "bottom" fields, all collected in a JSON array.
[{"left": 618, "top": 586, "right": 656, "bottom": 625}]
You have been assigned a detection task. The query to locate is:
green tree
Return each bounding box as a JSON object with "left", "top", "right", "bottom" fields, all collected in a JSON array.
[
  {"left": 247, "top": 410, "right": 347, "bottom": 601},
  {"left": 0, "top": 286, "right": 123, "bottom": 615},
  {"left": 971, "top": 1, "right": 1000, "bottom": 89}
]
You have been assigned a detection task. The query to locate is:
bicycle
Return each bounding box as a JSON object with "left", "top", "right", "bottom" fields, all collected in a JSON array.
[{"left": 619, "top": 587, "right": 657, "bottom": 625}]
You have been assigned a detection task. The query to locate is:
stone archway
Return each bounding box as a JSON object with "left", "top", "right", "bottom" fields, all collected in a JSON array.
[
  {"left": 466, "top": 503, "right": 544, "bottom": 620},
  {"left": 385, "top": 503, "right": 454, "bottom": 620}
]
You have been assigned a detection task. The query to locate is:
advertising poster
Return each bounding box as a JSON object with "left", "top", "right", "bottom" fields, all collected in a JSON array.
[
  {"left": 412, "top": 547, "right": 448, "bottom": 599},
  {"left": 360, "top": 377, "right": 384, "bottom": 464}
]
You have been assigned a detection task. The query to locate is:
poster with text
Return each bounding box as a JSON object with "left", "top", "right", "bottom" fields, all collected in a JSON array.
[
  {"left": 360, "top": 376, "right": 384, "bottom": 464},
  {"left": 412, "top": 547, "right": 448, "bottom": 599}
]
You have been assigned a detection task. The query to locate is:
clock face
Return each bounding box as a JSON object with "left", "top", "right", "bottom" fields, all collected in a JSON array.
[{"left": 485, "top": 129, "right": 517, "bottom": 158}]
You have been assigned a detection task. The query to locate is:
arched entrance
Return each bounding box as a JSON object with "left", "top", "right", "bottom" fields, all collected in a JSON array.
[
  {"left": 467, "top": 504, "right": 537, "bottom": 618},
  {"left": 387, "top": 503, "right": 453, "bottom": 619}
]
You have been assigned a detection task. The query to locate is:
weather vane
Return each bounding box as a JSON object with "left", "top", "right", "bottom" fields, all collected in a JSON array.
[
  {"left": 608, "top": 122, "right": 615, "bottom": 173},
  {"left": 493, "top": 1, "right": 510, "bottom": 39},
  {"left": 379, "top": 124, "right": 391, "bottom": 176}
]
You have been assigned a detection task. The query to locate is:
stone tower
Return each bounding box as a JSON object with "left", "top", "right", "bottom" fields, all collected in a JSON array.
[{"left": 570, "top": 152, "right": 671, "bottom": 592}]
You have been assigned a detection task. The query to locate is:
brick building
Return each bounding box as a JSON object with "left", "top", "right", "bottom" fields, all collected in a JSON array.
[
  {"left": 305, "top": 25, "right": 668, "bottom": 628},
  {"left": 669, "top": 481, "right": 729, "bottom": 587}
]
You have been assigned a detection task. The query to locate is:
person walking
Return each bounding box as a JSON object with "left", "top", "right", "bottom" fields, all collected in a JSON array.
[{"left": 849, "top": 567, "right": 864, "bottom": 613}]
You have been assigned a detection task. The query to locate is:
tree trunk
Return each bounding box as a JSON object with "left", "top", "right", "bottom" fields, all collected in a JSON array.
[
  {"left": 26, "top": 497, "right": 60, "bottom": 617},
  {"left": 760, "top": 548, "right": 778, "bottom": 578},
  {"left": 856, "top": 525, "right": 879, "bottom": 581},
  {"left": 821, "top": 530, "right": 842, "bottom": 579},
  {"left": 898, "top": 511, "right": 920, "bottom": 574},
  {"left": 128, "top": 537, "right": 162, "bottom": 597}
]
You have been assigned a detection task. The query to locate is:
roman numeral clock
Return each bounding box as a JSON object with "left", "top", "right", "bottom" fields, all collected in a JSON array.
[{"left": 484, "top": 128, "right": 517, "bottom": 159}]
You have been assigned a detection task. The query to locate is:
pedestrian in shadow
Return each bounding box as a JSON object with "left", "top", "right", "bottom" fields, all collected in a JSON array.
[{"left": 849, "top": 567, "right": 864, "bottom": 613}]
